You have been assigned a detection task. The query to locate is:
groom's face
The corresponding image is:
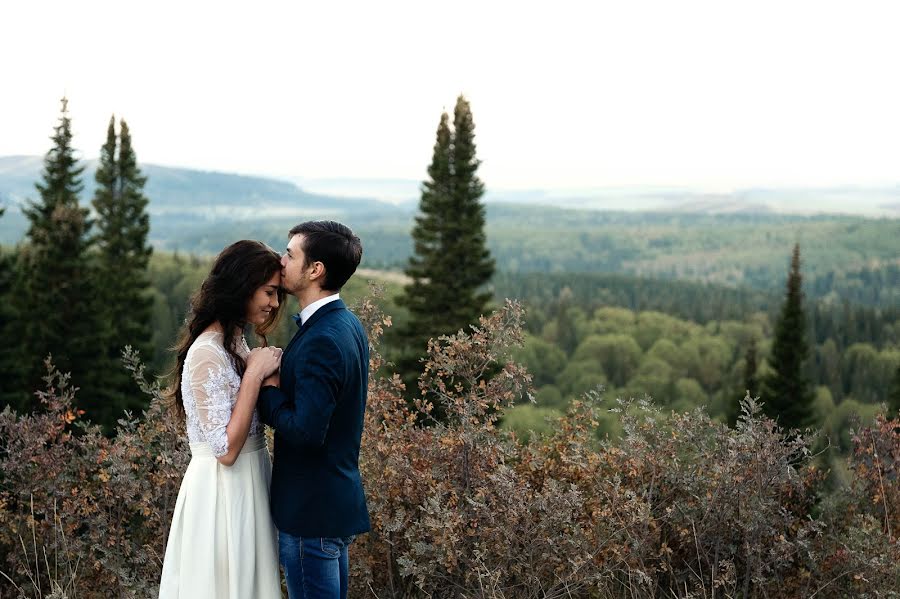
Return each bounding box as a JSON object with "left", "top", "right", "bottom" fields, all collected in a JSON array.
[{"left": 282, "top": 234, "right": 312, "bottom": 295}]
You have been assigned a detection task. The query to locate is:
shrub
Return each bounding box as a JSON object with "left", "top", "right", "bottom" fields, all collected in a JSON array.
[
  {"left": 0, "top": 353, "right": 188, "bottom": 598},
  {"left": 0, "top": 296, "right": 898, "bottom": 598}
]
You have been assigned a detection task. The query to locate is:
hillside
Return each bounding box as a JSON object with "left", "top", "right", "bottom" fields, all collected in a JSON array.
[{"left": 3, "top": 157, "right": 900, "bottom": 295}]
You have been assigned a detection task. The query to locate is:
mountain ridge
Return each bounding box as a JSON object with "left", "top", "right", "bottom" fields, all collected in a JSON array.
[{"left": 3, "top": 155, "right": 900, "bottom": 217}]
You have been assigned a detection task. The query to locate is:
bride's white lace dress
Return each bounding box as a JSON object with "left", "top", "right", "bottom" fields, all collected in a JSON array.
[{"left": 158, "top": 331, "right": 281, "bottom": 598}]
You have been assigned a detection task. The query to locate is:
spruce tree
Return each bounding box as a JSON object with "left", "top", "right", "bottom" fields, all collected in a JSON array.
[
  {"left": 0, "top": 208, "right": 27, "bottom": 411},
  {"left": 91, "top": 117, "right": 154, "bottom": 422},
  {"left": 761, "top": 244, "right": 814, "bottom": 429},
  {"left": 15, "top": 96, "right": 101, "bottom": 411},
  {"left": 445, "top": 95, "right": 494, "bottom": 324},
  {"left": 400, "top": 112, "right": 453, "bottom": 332},
  {"left": 398, "top": 96, "right": 495, "bottom": 386}
]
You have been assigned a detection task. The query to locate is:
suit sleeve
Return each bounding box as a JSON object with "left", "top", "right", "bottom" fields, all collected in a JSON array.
[{"left": 257, "top": 335, "right": 343, "bottom": 448}]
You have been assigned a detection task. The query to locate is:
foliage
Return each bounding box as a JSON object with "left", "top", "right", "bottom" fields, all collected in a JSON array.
[
  {"left": 1, "top": 299, "right": 899, "bottom": 598},
  {"left": 849, "top": 415, "right": 900, "bottom": 540},
  {"left": 350, "top": 300, "right": 899, "bottom": 598},
  {"left": 13, "top": 97, "right": 104, "bottom": 419},
  {"left": 0, "top": 351, "right": 189, "bottom": 598},
  {"left": 496, "top": 271, "right": 900, "bottom": 352},
  {"left": 810, "top": 262, "right": 900, "bottom": 307},
  {"left": 397, "top": 96, "right": 495, "bottom": 393},
  {"left": 91, "top": 116, "right": 155, "bottom": 428},
  {"left": 0, "top": 209, "right": 25, "bottom": 410},
  {"left": 139, "top": 252, "right": 900, "bottom": 432},
  {"left": 761, "top": 244, "right": 815, "bottom": 429}
]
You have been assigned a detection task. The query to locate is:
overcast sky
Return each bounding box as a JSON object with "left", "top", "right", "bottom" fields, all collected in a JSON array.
[{"left": 2, "top": 0, "right": 899, "bottom": 191}]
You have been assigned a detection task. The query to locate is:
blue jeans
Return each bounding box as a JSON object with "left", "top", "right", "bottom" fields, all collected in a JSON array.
[{"left": 279, "top": 532, "right": 353, "bottom": 599}]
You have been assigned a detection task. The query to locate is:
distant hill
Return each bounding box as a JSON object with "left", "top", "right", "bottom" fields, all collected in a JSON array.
[
  {"left": 0, "top": 155, "right": 409, "bottom": 248},
  {"left": 6, "top": 155, "right": 900, "bottom": 217},
  {"left": 2, "top": 156, "right": 899, "bottom": 298},
  {"left": 0, "top": 155, "right": 401, "bottom": 216},
  {"left": 481, "top": 186, "right": 900, "bottom": 216},
  {"left": 287, "top": 177, "right": 900, "bottom": 216}
]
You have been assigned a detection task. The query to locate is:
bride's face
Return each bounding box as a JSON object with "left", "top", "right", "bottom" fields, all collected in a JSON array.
[{"left": 245, "top": 272, "right": 281, "bottom": 326}]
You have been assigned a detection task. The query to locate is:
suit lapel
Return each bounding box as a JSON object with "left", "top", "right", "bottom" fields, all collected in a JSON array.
[
  {"left": 284, "top": 319, "right": 304, "bottom": 355},
  {"left": 285, "top": 299, "right": 347, "bottom": 354}
]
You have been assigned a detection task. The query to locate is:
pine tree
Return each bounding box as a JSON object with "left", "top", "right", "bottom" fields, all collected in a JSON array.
[
  {"left": 445, "top": 95, "right": 495, "bottom": 324},
  {"left": 0, "top": 208, "right": 27, "bottom": 411},
  {"left": 399, "top": 112, "right": 453, "bottom": 333},
  {"left": 113, "top": 120, "right": 153, "bottom": 347},
  {"left": 91, "top": 117, "right": 154, "bottom": 423},
  {"left": 15, "top": 96, "right": 102, "bottom": 411},
  {"left": 398, "top": 96, "right": 495, "bottom": 387},
  {"left": 761, "top": 244, "right": 814, "bottom": 429}
]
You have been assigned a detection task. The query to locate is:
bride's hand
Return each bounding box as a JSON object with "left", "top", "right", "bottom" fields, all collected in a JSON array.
[{"left": 247, "top": 346, "right": 283, "bottom": 382}]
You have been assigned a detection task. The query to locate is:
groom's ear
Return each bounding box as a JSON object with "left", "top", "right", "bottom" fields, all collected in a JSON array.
[{"left": 309, "top": 260, "right": 327, "bottom": 283}]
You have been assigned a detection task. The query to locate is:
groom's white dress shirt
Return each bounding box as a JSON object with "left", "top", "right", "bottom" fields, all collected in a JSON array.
[{"left": 299, "top": 293, "right": 341, "bottom": 326}]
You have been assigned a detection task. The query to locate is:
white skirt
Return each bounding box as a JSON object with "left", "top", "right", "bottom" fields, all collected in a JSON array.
[{"left": 158, "top": 434, "right": 282, "bottom": 599}]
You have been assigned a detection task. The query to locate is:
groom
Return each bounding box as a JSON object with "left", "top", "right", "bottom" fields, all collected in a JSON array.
[{"left": 257, "top": 221, "right": 370, "bottom": 599}]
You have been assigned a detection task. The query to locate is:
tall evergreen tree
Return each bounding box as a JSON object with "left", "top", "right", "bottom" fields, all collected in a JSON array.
[
  {"left": 761, "top": 244, "right": 814, "bottom": 429},
  {"left": 91, "top": 116, "right": 154, "bottom": 423},
  {"left": 399, "top": 112, "right": 453, "bottom": 334},
  {"left": 398, "top": 96, "right": 495, "bottom": 387},
  {"left": 446, "top": 95, "right": 495, "bottom": 321},
  {"left": 15, "top": 96, "right": 102, "bottom": 411},
  {"left": 0, "top": 207, "right": 27, "bottom": 411}
]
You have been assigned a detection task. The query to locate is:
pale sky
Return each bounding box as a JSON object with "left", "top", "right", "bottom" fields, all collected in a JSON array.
[{"left": 2, "top": 0, "right": 899, "bottom": 191}]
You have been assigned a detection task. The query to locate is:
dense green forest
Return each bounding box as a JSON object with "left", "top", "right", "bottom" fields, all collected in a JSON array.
[
  {"left": 135, "top": 251, "right": 900, "bottom": 456},
  {"left": 127, "top": 208, "right": 900, "bottom": 295},
  {"left": 3, "top": 237, "right": 898, "bottom": 447}
]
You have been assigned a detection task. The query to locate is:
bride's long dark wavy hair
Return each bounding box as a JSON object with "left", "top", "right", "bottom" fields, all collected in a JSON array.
[{"left": 167, "top": 240, "right": 285, "bottom": 419}]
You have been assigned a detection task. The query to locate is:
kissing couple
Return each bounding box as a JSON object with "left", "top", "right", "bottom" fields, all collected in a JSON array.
[{"left": 158, "top": 220, "right": 370, "bottom": 599}]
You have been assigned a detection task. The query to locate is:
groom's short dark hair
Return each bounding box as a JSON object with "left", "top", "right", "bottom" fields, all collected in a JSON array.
[{"left": 289, "top": 221, "right": 362, "bottom": 291}]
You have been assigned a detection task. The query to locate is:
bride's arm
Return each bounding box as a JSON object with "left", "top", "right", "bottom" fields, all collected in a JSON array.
[
  {"left": 220, "top": 347, "right": 282, "bottom": 466},
  {"left": 191, "top": 345, "right": 281, "bottom": 467}
]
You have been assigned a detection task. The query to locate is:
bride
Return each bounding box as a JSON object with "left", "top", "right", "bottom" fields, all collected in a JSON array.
[{"left": 158, "top": 240, "right": 285, "bottom": 599}]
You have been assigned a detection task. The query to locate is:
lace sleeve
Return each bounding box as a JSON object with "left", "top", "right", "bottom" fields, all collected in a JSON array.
[{"left": 186, "top": 344, "right": 236, "bottom": 458}]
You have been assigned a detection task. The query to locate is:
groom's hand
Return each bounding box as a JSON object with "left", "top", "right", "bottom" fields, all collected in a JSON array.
[{"left": 262, "top": 370, "right": 280, "bottom": 388}]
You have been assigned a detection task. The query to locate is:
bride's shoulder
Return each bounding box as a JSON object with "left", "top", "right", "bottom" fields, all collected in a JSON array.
[{"left": 186, "top": 331, "right": 227, "bottom": 363}]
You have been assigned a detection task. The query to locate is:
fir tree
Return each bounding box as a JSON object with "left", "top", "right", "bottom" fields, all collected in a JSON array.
[
  {"left": 446, "top": 95, "right": 495, "bottom": 323},
  {"left": 91, "top": 117, "right": 154, "bottom": 424},
  {"left": 398, "top": 96, "right": 495, "bottom": 388},
  {"left": 761, "top": 244, "right": 814, "bottom": 429},
  {"left": 0, "top": 208, "right": 27, "bottom": 411},
  {"left": 15, "top": 96, "right": 102, "bottom": 411},
  {"left": 400, "top": 111, "right": 453, "bottom": 332}
]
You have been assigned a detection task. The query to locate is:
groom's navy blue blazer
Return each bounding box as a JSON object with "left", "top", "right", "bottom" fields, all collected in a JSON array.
[{"left": 257, "top": 298, "right": 371, "bottom": 538}]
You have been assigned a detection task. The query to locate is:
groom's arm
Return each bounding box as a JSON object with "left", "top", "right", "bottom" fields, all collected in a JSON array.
[{"left": 257, "top": 335, "right": 342, "bottom": 448}]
